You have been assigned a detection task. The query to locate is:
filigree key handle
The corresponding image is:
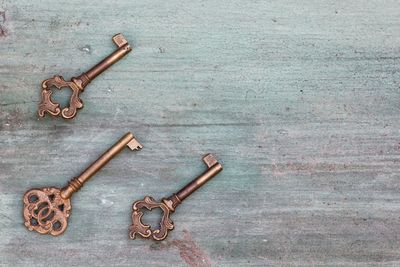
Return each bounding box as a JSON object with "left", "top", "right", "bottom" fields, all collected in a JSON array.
[
  {"left": 129, "top": 154, "right": 223, "bottom": 241},
  {"left": 23, "top": 132, "right": 143, "bottom": 236},
  {"left": 38, "top": 33, "right": 132, "bottom": 119}
]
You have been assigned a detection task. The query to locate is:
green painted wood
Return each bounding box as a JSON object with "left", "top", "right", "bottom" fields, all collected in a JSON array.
[{"left": 1, "top": 0, "right": 400, "bottom": 266}]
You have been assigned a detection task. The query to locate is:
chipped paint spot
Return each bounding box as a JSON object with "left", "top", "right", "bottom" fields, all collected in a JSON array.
[
  {"left": 100, "top": 198, "right": 114, "bottom": 208},
  {"left": 0, "top": 107, "right": 23, "bottom": 129},
  {"left": 277, "top": 129, "right": 288, "bottom": 135},
  {"left": 79, "top": 45, "right": 91, "bottom": 54}
]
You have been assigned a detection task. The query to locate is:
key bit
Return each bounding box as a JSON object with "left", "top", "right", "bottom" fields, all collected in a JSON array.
[
  {"left": 23, "top": 132, "right": 142, "bottom": 236},
  {"left": 38, "top": 33, "right": 132, "bottom": 119},
  {"left": 129, "top": 154, "right": 223, "bottom": 241}
]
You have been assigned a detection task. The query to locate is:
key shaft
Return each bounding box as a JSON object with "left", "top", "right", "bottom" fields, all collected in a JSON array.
[
  {"left": 174, "top": 154, "right": 223, "bottom": 202},
  {"left": 80, "top": 33, "right": 132, "bottom": 84},
  {"left": 60, "top": 132, "right": 142, "bottom": 199}
]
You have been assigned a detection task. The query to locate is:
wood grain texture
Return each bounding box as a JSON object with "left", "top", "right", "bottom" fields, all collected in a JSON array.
[{"left": 1, "top": 0, "right": 400, "bottom": 266}]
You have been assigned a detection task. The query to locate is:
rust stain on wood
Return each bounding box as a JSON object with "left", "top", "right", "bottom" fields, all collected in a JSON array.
[
  {"left": 149, "top": 230, "right": 211, "bottom": 267},
  {"left": 0, "top": 10, "right": 7, "bottom": 37},
  {"left": 170, "top": 230, "right": 211, "bottom": 267}
]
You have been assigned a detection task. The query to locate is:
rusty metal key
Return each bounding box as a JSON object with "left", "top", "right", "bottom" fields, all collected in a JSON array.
[
  {"left": 38, "top": 33, "right": 132, "bottom": 119},
  {"left": 23, "top": 132, "right": 143, "bottom": 236},
  {"left": 129, "top": 154, "right": 223, "bottom": 241}
]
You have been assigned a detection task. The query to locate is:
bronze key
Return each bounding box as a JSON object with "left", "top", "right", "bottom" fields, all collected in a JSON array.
[
  {"left": 129, "top": 154, "right": 223, "bottom": 241},
  {"left": 38, "top": 33, "right": 132, "bottom": 119},
  {"left": 23, "top": 132, "right": 143, "bottom": 236}
]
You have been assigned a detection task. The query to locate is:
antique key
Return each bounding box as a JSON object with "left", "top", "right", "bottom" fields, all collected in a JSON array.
[
  {"left": 129, "top": 154, "right": 223, "bottom": 241},
  {"left": 23, "top": 132, "right": 143, "bottom": 236},
  {"left": 38, "top": 33, "right": 132, "bottom": 119}
]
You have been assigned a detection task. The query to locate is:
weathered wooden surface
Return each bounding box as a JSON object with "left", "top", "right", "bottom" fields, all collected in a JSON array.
[{"left": 1, "top": 0, "right": 400, "bottom": 266}]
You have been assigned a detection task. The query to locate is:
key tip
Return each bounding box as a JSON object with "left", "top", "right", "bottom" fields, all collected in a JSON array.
[
  {"left": 112, "top": 33, "right": 129, "bottom": 48},
  {"left": 203, "top": 154, "right": 219, "bottom": 168},
  {"left": 127, "top": 137, "right": 143, "bottom": 151}
]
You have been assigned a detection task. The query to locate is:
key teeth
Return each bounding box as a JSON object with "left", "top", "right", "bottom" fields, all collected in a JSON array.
[
  {"left": 127, "top": 138, "right": 143, "bottom": 151},
  {"left": 112, "top": 33, "right": 129, "bottom": 48},
  {"left": 203, "top": 154, "right": 218, "bottom": 168}
]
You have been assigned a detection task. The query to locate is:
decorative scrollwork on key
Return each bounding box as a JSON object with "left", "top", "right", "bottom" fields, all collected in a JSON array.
[
  {"left": 23, "top": 187, "right": 71, "bottom": 236},
  {"left": 38, "top": 75, "right": 88, "bottom": 119},
  {"left": 129, "top": 196, "right": 176, "bottom": 241}
]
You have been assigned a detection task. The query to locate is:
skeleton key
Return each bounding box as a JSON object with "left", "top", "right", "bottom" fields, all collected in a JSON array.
[
  {"left": 23, "top": 132, "right": 143, "bottom": 236},
  {"left": 38, "top": 33, "right": 132, "bottom": 119},
  {"left": 129, "top": 154, "right": 223, "bottom": 241}
]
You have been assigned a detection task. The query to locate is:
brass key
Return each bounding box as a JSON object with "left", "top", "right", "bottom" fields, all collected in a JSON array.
[
  {"left": 23, "top": 132, "right": 143, "bottom": 236},
  {"left": 129, "top": 154, "right": 223, "bottom": 241},
  {"left": 38, "top": 33, "right": 132, "bottom": 119}
]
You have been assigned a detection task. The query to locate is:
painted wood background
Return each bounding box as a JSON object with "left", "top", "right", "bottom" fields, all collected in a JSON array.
[{"left": 1, "top": 0, "right": 399, "bottom": 266}]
